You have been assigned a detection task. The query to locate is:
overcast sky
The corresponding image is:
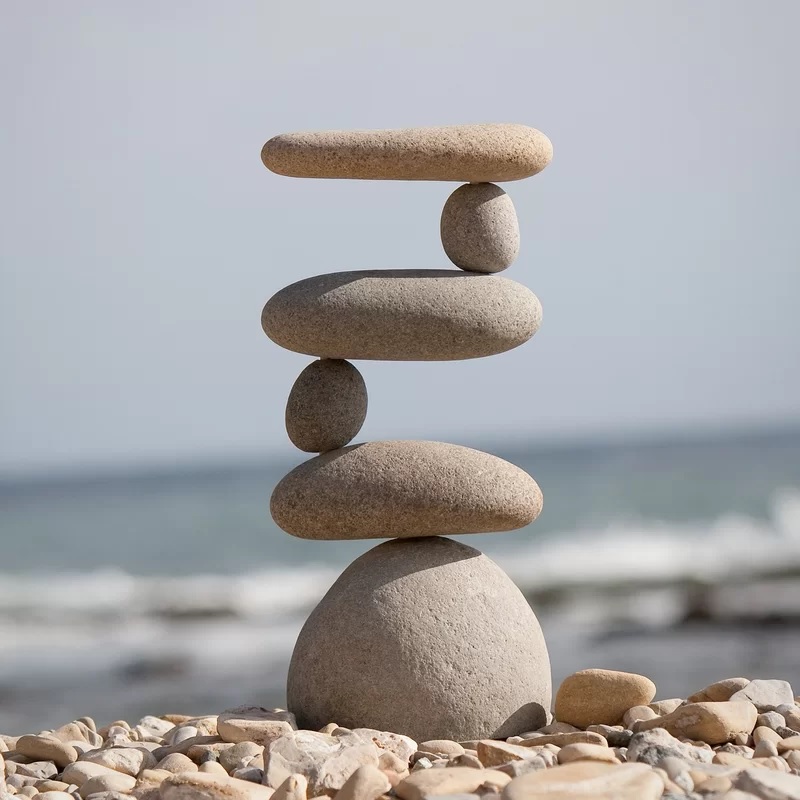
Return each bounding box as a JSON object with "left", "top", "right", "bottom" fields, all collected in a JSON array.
[{"left": 2, "top": 1, "right": 799, "bottom": 476}]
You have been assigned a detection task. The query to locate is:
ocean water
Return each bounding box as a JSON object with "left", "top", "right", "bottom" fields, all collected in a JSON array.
[{"left": 2, "top": 425, "right": 800, "bottom": 733}]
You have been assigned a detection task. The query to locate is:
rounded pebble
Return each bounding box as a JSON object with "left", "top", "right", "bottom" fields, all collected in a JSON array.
[
  {"left": 555, "top": 669, "right": 657, "bottom": 728},
  {"left": 288, "top": 537, "right": 551, "bottom": 741},
  {"left": 262, "top": 270, "right": 541, "bottom": 361},
  {"left": 271, "top": 441, "right": 542, "bottom": 540},
  {"left": 440, "top": 183, "right": 519, "bottom": 273},
  {"left": 285, "top": 360, "right": 367, "bottom": 453}
]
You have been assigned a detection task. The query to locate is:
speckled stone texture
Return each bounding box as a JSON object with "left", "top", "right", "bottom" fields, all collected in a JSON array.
[
  {"left": 287, "top": 537, "right": 551, "bottom": 741},
  {"left": 440, "top": 183, "right": 520, "bottom": 273},
  {"left": 261, "top": 270, "right": 541, "bottom": 361},
  {"left": 261, "top": 124, "right": 553, "bottom": 182},
  {"left": 270, "top": 440, "right": 542, "bottom": 540},
  {"left": 285, "top": 359, "right": 367, "bottom": 453}
]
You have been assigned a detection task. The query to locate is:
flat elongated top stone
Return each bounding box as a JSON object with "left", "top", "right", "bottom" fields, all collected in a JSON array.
[
  {"left": 270, "top": 440, "right": 542, "bottom": 540},
  {"left": 261, "top": 124, "right": 552, "bottom": 182},
  {"left": 262, "top": 270, "right": 541, "bottom": 361}
]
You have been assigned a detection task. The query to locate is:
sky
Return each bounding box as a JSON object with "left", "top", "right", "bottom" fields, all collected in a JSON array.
[{"left": 2, "top": 0, "right": 799, "bottom": 477}]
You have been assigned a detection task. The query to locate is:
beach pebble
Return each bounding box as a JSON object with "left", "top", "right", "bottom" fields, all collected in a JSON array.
[
  {"left": 622, "top": 705, "right": 659, "bottom": 728},
  {"left": 232, "top": 767, "right": 263, "bottom": 783},
  {"left": 264, "top": 731, "right": 378, "bottom": 795},
  {"left": 687, "top": 677, "right": 751, "bottom": 703},
  {"left": 333, "top": 765, "right": 390, "bottom": 800},
  {"left": 395, "top": 767, "right": 509, "bottom": 800},
  {"left": 272, "top": 773, "right": 307, "bottom": 800},
  {"left": 730, "top": 679, "right": 795, "bottom": 712},
  {"left": 37, "top": 793, "right": 76, "bottom": 800},
  {"left": 219, "top": 741, "right": 264, "bottom": 773},
  {"left": 634, "top": 701, "right": 758, "bottom": 745},
  {"left": 199, "top": 761, "right": 231, "bottom": 777},
  {"left": 156, "top": 753, "right": 198, "bottom": 773},
  {"left": 556, "top": 743, "right": 620, "bottom": 765},
  {"left": 262, "top": 270, "right": 541, "bottom": 362},
  {"left": 585, "top": 726, "right": 632, "bottom": 748},
  {"left": 648, "top": 698, "right": 683, "bottom": 716},
  {"left": 135, "top": 716, "right": 176, "bottom": 740},
  {"left": 418, "top": 742, "right": 464, "bottom": 759},
  {"left": 168, "top": 725, "right": 200, "bottom": 745},
  {"left": 627, "top": 729, "right": 713, "bottom": 766},
  {"left": 15, "top": 736, "right": 78, "bottom": 769},
  {"left": 555, "top": 669, "right": 657, "bottom": 728},
  {"left": 288, "top": 537, "right": 550, "bottom": 741},
  {"left": 218, "top": 708, "right": 295, "bottom": 749},
  {"left": 476, "top": 741, "right": 545, "bottom": 768},
  {"left": 81, "top": 746, "right": 156, "bottom": 776},
  {"left": 286, "top": 360, "right": 367, "bottom": 453},
  {"left": 272, "top": 441, "right": 541, "bottom": 540},
  {"left": 61, "top": 761, "right": 120, "bottom": 787},
  {"left": 520, "top": 732, "right": 605, "bottom": 749},
  {"left": 753, "top": 738, "right": 779, "bottom": 758},
  {"left": 440, "top": 183, "right": 519, "bottom": 273},
  {"left": 536, "top": 722, "right": 580, "bottom": 735},
  {"left": 734, "top": 767, "right": 800, "bottom": 799},
  {"left": 502, "top": 761, "right": 663, "bottom": 800},
  {"left": 160, "top": 771, "right": 275, "bottom": 800},
  {"left": 261, "top": 124, "right": 553, "bottom": 183},
  {"left": 756, "top": 711, "right": 786, "bottom": 731},
  {"left": 12, "top": 761, "right": 58, "bottom": 780},
  {"left": 349, "top": 730, "right": 416, "bottom": 763},
  {"left": 778, "top": 734, "right": 800, "bottom": 751},
  {"left": 77, "top": 771, "right": 136, "bottom": 798}
]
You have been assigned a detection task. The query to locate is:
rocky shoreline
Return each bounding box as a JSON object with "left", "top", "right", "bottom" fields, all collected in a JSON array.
[{"left": 2, "top": 672, "right": 800, "bottom": 799}]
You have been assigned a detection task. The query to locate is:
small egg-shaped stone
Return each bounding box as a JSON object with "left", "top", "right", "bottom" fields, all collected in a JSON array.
[
  {"left": 440, "top": 183, "right": 520, "bottom": 273},
  {"left": 285, "top": 359, "right": 367, "bottom": 453}
]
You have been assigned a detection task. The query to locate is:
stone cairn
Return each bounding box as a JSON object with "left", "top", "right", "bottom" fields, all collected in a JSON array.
[{"left": 260, "top": 124, "right": 553, "bottom": 744}]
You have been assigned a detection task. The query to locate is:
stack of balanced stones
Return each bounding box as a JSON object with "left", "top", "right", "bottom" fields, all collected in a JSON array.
[{"left": 260, "top": 124, "right": 553, "bottom": 744}]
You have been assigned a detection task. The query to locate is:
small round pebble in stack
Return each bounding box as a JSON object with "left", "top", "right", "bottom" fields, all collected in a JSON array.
[{"left": 260, "top": 123, "right": 552, "bottom": 742}]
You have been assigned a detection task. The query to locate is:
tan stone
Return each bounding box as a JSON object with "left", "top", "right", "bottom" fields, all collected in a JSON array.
[
  {"left": 217, "top": 705, "right": 297, "bottom": 746},
  {"left": 272, "top": 773, "right": 307, "bottom": 800},
  {"left": 219, "top": 741, "right": 265, "bottom": 773},
  {"left": 554, "top": 669, "right": 656, "bottom": 728},
  {"left": 476, "top": 741, "right": 545, "bottom": 768},
  {"left": 261, "top": 270, "right": 541, "bottom": 362},
  {"left": 556, "top": 743, "right": 619, "bottom": 764},
  {"left": 698, "top": 775, "right": 733, "bottom": 793},
  {"left": 395, "top": 767, "right": 510, "bottom": 800},
  {"left": 15, "top": 736, "right": 78, "bottom": 769},
  {"left": 272, "top": 441, "right": 541, "bottom": 540},
  {"left": 288, "top": 538, "right": 550, "bottom": 742},
  {"left": 334, "top": 765, "right": 390, "bottom": 800},
  {"left": 285, "top": 360, "right": 367, "bottom": 454},
  {"left": 687, "top": 677, "right": 751, "bottom": 704},
  {"left": 155, "top": 753, "right": 198, "bottom": 773},
  {"left": 778, "top": 735, "right": 800, "bottom": 751},
  {"left": 160, "top": 771, "right": 275, "bottom": 800},
  {"left": 440, "top": 184, "right": 519, "bottom": 273},
  {"left": 418, "top": 741, "right": 464, "bottom": 758},
  {"left": 753, "top": 726, "right": 782, "bottom": 745},
  {"left": 622, "top": 705, "right": 659, "bottom": 728},
  {"left": 730, "top": 680, "right": 795, "bottom": 712},
  {"left": 78, "top": 771, "right": 137, "bottom": 798},
  {"left": 61, "top": 761, "right": 119, "bottom": 787},
  {"left": 635, "top": 701, "right": 757, "bottom": 745},
  {"left": 199, "top": 762, "right": 231, "bottom": 777},
  {"left": 519, "top": 732, "right": 606, "bottom": 748},
  {"left": 37, "top": 793, "right": 76, "bottom": 800},
  {"left": 261, "top": 124, "right": 553, "bottom": 183},
  {"left": 648, "top": 699, "right": 683, "bottom": 715},
  {"left": 501, "top": 762, "right": 663, "bottom": 800},
  {"left": 132, "top": 768, "right": 174, "bottom": 800},
  {"left": 81, "top": 746, "right": 156, "bottom": 775}
]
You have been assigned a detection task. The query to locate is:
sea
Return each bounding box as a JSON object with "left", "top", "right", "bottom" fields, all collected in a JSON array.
[{"left": 2, "top": 424, "right": 800, "bottom": 734}]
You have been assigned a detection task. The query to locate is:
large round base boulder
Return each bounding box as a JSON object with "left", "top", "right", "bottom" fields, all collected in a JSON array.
[{"left": 286, "top": 537, "right": 551, "bottom": 742}]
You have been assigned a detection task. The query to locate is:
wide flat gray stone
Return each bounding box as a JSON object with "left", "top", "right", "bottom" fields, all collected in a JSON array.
[
  {"left": 287, "top": 537, "right": 551, "bottom": 741},
  {"left": 261, "top": 270, "right": 541, "bottom": 361},
  {"left": 270, "top": 440, "right": 542, "bottom": 540}
]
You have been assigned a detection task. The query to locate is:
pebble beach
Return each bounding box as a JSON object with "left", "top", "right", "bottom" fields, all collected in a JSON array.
[{"left": 3, "top": 673, "right": 800, "bottom": 800}]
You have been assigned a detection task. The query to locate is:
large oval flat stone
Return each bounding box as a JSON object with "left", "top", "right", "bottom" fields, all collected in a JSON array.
[
  {"left": 287, "top": 537, "right": 551, "bottom": 741},
  {"left": 262, "top": 270, "right": 541, "bottom": 361},
  {"left": 261, "top": 124, "right": 552, "bottom": 182},
  {"left": 270, "top": 440, "right": 542, "bottom": 540}
]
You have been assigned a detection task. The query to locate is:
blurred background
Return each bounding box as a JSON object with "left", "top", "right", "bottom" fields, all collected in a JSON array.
[{"left": 2, "top": 0, "right": 799, "bottom": 733}]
